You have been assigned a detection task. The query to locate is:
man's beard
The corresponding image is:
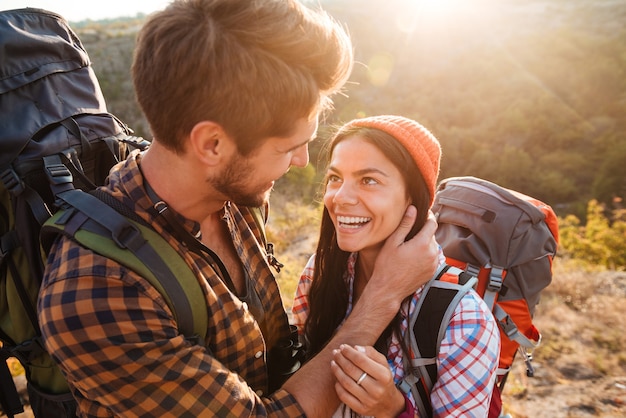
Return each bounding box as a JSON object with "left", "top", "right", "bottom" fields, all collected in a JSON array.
[{"left": 210, "top": 153, "right": 270, "bottom": 208}]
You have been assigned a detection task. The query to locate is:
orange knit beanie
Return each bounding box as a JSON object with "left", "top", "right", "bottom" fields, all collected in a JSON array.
[{"left": 342, "top": 115, "right": 441, "bottom": 206}]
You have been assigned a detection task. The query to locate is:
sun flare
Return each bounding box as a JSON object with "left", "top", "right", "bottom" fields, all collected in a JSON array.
[{"left": 390, "top": 0, "right": 491, "bottom": 34}]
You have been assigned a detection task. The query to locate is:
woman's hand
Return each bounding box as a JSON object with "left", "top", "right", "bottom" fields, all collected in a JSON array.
[{"left": 331, "top": 345, "right": 406, "bottom": 418}]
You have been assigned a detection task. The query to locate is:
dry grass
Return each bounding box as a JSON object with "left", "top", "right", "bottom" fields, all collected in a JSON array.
[
  {"left": 266, "top": 195, "right": 322, "bottom": 310},
  {"left": 501, "top": 259, "right": 626, "bottom": 417},
  {"left": 534, "top": 260, "right": 626, "bottom": 371}
]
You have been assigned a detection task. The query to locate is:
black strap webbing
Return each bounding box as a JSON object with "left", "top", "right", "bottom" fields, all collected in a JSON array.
[
  {"left": 53, "top": 189, "right": 202, "bottom": 341},
  {"left": 0, "top": 167, "right": 51, "bottom": 225},
  {"left": 0, "top": 349, "right": 24, "bottom": 418},
  {"left": 407, "top": 265, "right": 476, "bottom": 418}
]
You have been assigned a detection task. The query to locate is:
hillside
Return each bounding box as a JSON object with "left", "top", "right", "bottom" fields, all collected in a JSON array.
[
  {"left": 69, "top": 0, "right": 626, "bottom": 218},
  {"left": 321, "top": 0, "right": 626, "bottom": 214}
]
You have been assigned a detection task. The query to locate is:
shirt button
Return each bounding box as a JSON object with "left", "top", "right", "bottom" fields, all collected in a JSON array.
[
  {"left": 256, "top": 390, "right": 263, "bottom": 397},
  {"left": 254, "top": 350, "right": 263, "bottom": 359}
]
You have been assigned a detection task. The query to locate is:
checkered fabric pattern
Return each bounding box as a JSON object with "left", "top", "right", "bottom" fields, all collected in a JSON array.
[
  {"left": 39, "top": 151, "right": 304, "bottom": 417},
  {"left": 292, "top": 252, "right": 500, "bottom": 417}
]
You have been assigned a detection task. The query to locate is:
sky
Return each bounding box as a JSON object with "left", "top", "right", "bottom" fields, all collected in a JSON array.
[
  {"left": 0, "top": 0, "right": 480, "bottom": 24},
  {"left": 0, "top": 0, "right": 172, "bottom": 22}
]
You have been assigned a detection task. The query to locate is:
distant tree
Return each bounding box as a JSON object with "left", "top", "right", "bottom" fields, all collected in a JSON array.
[{"left": 593, "top": 140, "right": 626, "bottom": 207}]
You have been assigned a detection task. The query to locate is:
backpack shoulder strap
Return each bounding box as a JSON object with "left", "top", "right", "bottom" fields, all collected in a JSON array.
[
  {"left": 41, "top": 189, "right": 207, "bottom": 343},
  {"left": 0, "top": 348, "right": 24, "bottom": 417},
  {"left": 399, "top": 265, "right": 477, "bottom": 418}
]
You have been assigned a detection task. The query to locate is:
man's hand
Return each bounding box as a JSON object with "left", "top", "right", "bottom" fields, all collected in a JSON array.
[{"left": 369, "top": 206, "right": 439, "bottom": 303}]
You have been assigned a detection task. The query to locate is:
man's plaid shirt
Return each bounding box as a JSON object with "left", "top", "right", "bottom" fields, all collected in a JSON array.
[{"left": 38, "top": 151, "right": 304, "bottom": 417}]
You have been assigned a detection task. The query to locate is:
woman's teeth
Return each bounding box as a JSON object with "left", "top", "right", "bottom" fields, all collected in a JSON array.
[{"left": 337, "top": 216, "right": 371, "bottom": 228}]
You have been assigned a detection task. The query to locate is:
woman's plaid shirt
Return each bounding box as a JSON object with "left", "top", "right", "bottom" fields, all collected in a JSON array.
[{"left": 292, "top": 253, "right": 500, "bottom": 417}]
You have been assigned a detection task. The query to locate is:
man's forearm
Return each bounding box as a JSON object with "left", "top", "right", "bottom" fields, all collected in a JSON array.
[{"left": 283, "top": 283, "right": 400, "bottom": 417}]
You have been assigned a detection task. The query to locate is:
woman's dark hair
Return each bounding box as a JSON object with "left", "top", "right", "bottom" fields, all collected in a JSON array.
[{"left": 304, "top": 126, "right": 431, "bottom": 358}]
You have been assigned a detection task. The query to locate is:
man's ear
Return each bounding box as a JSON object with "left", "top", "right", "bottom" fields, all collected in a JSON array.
[{"left": 188, "top": 121, "right": 236, "bottom": 166}]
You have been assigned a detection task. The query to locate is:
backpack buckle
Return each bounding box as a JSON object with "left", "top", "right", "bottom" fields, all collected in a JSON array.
[
  {"left": 44, "top": 161, "right": 73, "bottom": 186},
  {"left": 112, "top": 223, "right": 145, "bottom": 250},
  {"left": 499, "top": 314, "right": 519, "bottom": 340},
  {"left": 0, "top": 230, "right": 20, "bottom": 262},
  {"left": 8, "top": 337, "right": 47, "bottom": 365},
  {"left": 487, "top": 266, "right": 504, "bottom": 293},
  {"left": 518, "top": 346, "right": 536, "bottom": 377},
  {"left": 0, "top": 168, "right": 25, "bottom": 196},
  {"left": 465, "top": 264, "right": 480, "bottom": 278}
]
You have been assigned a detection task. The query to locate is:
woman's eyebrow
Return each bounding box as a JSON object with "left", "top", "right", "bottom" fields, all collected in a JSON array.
[{"left": 327, "top": 165, "right": 389, "bottom": 177}]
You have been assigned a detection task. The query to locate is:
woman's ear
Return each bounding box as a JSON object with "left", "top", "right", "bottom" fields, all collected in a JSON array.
[
  {"left": 405, "top": 202, "right": 421, "bottom": 242},
  {"left": 188, "top": 121, "right": 236, "bottom": 166}
]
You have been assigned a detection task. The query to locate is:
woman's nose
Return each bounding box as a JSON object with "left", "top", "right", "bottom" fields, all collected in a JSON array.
[{"left": 333, "top": 182, "right": 358, "bottom": 205}]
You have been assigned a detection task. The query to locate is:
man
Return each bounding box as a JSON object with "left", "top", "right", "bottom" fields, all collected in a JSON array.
[{"left": 38, "top": 0, "right": 439, "bottom": 416}]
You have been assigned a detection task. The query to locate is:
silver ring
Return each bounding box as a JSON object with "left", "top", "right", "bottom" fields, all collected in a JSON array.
[{"left": 356, "top": 371, "right": 367, "bottom": 385}]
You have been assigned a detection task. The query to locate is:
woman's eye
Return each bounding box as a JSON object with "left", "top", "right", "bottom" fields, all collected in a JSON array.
[
  {"left": 326, "top": 174, "right": 341, "bottom": 183},
  {"left": 363, "top": 177, "right": 378, "bottom": 185}
]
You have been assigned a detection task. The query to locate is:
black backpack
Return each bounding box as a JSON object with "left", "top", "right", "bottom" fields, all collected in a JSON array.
[{"left": 0, "top": 8, "right": 142, "bottom": 417}]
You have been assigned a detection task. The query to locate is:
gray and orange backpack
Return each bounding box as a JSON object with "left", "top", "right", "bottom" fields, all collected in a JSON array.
[{"left": 399, "top": 176, "right": 559, "bottom": 418}]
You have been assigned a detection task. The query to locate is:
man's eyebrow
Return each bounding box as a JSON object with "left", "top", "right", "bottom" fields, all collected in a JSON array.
[{"left": 286, "top": 136, "right": 314, "bottom": 152}]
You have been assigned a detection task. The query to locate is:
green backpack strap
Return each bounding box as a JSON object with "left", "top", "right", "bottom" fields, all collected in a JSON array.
[{"left": 42, "top": 189, "right": 207, "bottom": 342}]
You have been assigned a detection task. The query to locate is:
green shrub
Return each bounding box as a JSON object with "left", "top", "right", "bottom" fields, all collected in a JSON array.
[{"left": 558, "top": 200, "right": 626, "bottom": 269}]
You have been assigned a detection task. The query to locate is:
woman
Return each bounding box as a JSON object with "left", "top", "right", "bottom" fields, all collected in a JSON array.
[{"left": 292, "top": 115, "right": 500, "bottom": 417}]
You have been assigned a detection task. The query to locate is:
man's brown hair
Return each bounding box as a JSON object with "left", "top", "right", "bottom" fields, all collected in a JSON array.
[{"left": 132, "top": 0, "right": 353, "bottom": 154}]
